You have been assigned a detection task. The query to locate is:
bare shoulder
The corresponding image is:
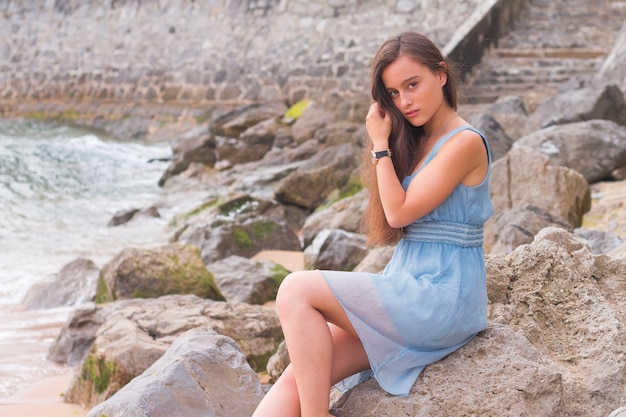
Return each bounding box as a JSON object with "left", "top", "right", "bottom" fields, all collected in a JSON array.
[{"left": 439, "top": 127, "right": 487, "bottom": 159}]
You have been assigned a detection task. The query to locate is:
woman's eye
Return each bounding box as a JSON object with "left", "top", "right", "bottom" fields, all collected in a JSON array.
[
  {"left": 408, "top": 82, "right": 417, "bottom": 88},
  {"left": 388, "top": 90, "right": 398, "bottom": 97}
]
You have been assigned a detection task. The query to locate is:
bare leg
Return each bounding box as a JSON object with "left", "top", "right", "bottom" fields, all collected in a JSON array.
[{"left": 251, "top": 271, "right": 370, "bottom": 417}]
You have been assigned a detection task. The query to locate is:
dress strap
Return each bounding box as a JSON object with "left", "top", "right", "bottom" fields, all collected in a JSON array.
[{"left": 430, "top": 125, "right": 492, "bottom": 164}]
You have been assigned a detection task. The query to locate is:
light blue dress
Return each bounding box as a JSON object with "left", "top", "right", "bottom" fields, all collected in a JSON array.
[{"left": 321, "top": 126, "right": 494, "bottom": 396}]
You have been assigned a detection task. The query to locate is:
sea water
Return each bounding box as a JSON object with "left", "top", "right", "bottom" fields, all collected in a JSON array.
[{"left": 0, "top": 119, "right": 176, "bottom": 398}]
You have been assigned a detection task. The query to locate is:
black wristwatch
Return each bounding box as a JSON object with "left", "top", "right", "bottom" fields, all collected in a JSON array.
[{"left": 370, "top": 149, "right": 393, "bottom": 165}]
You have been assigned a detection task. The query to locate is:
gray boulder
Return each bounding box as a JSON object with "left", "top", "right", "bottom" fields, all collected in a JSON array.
[
  {"left": 487, "top": 228, "right": 626, "bottom": 417},
  {"left": 85, "top": 327, "right": 263, "bottom": 417},
  {"left": 207, "top": 255, "right": 289, "bottom": 304},
  {"left": 302, "top": 189, "right": 368, "bottom": 247},
  {"left": 63, "top": 295, "right": 282, "bottom": 408},
  {"left": 107, "top": 206, "right": 160, "bottom": 226},
  {"left": 486, "top": 146, "right": 591, "bottom": 253},
  {"left": 486, "top": 205, "right": 571, "bottom": 255},
  {"left": 274, "top": 142, "right": 361, "bottom": 209},
  {"left": 529, "top": 84, "right": 626, "bottom": 129},
  {"left": 215, "top": 118, "right": 279, "bottom": 165},
  {"left": 330, "top": 228, "right": 626, "bottom": 417},
  {"left": 468, "top": 113, "right": 514, "bottom": 161},
  {"left": 97, "top": 244, "right": 224, "bottom": 302},
  {"left": 22, "top": 258, "right": 100, "bottom": 310},
  {"left": 211, "top": 101, "right": 287, "bottom": 138},
  {"left": 304, "top": 229, "right": 368, "bottom": 271},
  {"left": 514, "top": 119, "right": 626, "bottom": 183},
  {"left": 177, "top": 216, "right": 301, "bottom": 264},
  {"left": 330, "top": 323, "right": 566, "bottom": 417},
  {"left": 158, "top": 131, "right": 217, "bottom": 186},
  {"left": 48, "top": 302, "right": 113, "bottom": 366}
]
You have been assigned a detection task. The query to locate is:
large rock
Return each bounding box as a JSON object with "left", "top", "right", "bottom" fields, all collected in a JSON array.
[
  {"left": 514, "top": 119, "right": 626, "bottom": 184},
  {"left": 85, "top": 327, "right": 263, "bottom": 417},
  {"left": 330, "top": 228, "right": 626, "bottom": 417},
  {"left": 97, "top": 244, "right": 224, "bottom": 302},
  {"left": 304, "top": 229, "right": 368, "bottom": 271},
  {"left": 487, "top": 228, "right": 626, "bottom": 417},
  {"left": 48, "top": 302, "right": 114, "bottom": 366},
  {"left": 301, "top": 189, "right": 368, "bottom": 247},
  {"left": 468, "top": 112, "right": 514, "bottom": 161},
  {"left": 158, "top": 128, "right": 217, "bottom": 186},
  {"left": 480, "top": 94, "right": 533, "bottom": 141},
  {"left": 274, "top": 142, "right": 361, "bottom": 209},
  {"left": 22, "top": 258, "right": 100, "bottom": 310},
  {"left": 330, "top": 323, "right": 566, "bottom": 417},
  {"left": 486, "top": 146, "right": 591, "bottom": 253},
  {"left": 529, "top": 84, "right": 626, "bottom": 129},
  {"left": 63, "top": 295, "right": 282, "bottom": 408},
  {"left": 215, "top": 117, "right": 280, "bottom": 165},
  {"left": 177, "top": 215, "right": 301, "bottom": 264},
  {"left": 207, "top": 255, "right": 289, "bottom": 304},
  {"left": 211, "top": 101, "right": 287, "bottom": 138}
]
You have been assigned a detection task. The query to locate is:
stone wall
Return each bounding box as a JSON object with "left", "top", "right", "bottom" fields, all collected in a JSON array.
[{"left": 1, "top": 0, "right": 484, "bottom": 109}]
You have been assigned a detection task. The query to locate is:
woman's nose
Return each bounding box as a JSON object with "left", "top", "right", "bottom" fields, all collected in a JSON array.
[{"left": 400, "top": 93, "right": 412, "bottom": 107}]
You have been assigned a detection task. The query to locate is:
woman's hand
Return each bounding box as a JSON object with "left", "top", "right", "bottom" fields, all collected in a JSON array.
[{"left": 366, "top": 102, "right": 392, "bottom": 149}]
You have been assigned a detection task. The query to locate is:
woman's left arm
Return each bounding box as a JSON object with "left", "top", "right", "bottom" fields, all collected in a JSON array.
[{"left": 377, "top": 130, "right": 488, "bottom": 228}]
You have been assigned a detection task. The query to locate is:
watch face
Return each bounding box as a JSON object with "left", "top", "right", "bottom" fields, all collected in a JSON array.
[{"left": 370, "top": 150, "right": 377, "bottom": 164}]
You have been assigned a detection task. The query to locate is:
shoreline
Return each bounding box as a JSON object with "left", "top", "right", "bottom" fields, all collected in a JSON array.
[
  {"left": 0, "top": 374, "right": 88, "bottom": 417},
  {"left": 0, "top": 250, "right": 303, "bottom": 417}
]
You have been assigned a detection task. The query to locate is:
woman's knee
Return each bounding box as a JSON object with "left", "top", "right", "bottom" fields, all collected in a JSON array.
[{"left": 275, "top": 271, "right": 306, "bottom": 314}]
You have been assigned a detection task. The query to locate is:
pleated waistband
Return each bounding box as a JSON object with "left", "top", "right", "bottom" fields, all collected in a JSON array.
[{"left": 403, "top": 221, "right": 484, "bottom": 247}]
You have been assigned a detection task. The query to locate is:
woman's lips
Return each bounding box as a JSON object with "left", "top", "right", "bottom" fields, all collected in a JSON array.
[{"left": 406, "top": 109, "right": 419, "bottom": 118}]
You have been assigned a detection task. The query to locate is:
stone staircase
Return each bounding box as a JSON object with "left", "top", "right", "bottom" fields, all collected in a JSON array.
[{"left": 460, "top": 0, "right": 626, "bottom": 114}]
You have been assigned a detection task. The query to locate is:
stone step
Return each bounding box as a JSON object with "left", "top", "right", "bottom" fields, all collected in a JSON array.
[{"left": 461, "top": 0, "right": 626, "bottom": 108}]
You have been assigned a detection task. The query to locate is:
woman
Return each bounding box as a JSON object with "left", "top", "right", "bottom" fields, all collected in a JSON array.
[{"left": 252, "top": 31, "right": 493, "bottom": 417}]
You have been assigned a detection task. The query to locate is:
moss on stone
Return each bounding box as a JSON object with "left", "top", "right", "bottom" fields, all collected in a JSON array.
[
  {"left": 338, "top": 174, "right": 363, "bottom": 199},
  {"left": 250, "top": 220, "right": 275, "bottom": 237},
  {"left": 218, "top": 196, "right": 260, "bottom": 218},
  {"left": 169, "top": 199, "right": 219, "bottom": 227},
  {"left": 269, "top": 263, "right": 290, "bottom": 298},
  {"left": 94, "top": 275, "right": 112, "bottom": 304},
  {"left": 81, "top": 355, "right": 117, "bottom": 395},
  {"left": 232, "top": 226, "right": 253, "bottom": 249}
]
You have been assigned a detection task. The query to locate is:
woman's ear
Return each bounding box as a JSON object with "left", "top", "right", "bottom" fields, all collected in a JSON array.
[{"left": 438, "top": 61, "right": 448, "bottom": 87}]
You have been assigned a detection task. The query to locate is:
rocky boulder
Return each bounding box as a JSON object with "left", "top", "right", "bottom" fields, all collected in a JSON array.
[
  {"left": 468, "top": 113, "right": 515, "bottom": 161},
  {"left": 215, "top": 117, "right": 280, "bottom": 165},
  {"left": 63, "top": 295, "right": 282, "bottom": 408},
  {"left": 301, "top": 190, "right": 368, "bottom": 247},
  {"left": 85, "top": 327, "right": 264, "bottom": 417},
  {"left": 96, "top": 244, "right": 224, "bottom": 303},
  {"left": 328, "top": 228, "right": 626, "bottom": 417},
  {"left": 22, "top": 258, "right": 100, "bottom": 310},
  {"left": 514, "top": 119, "right": 626, "bottom": 184},
  {"left": 211, "top": 101, "right": 287, "bottom": 138},
  {"left": 529, "top": 84, "right": 626, "bottom": 129},
  {"left": 274, "top": 142, "right": 361, "bottom": 209},
  {"left": 304, "top": 229, "right": 368, "bottom": 271},
  {"left": 158, "top": 128, "right": 217, "bottom": 186},
  {"left": 177, "top": 215, "right": 301, "bottom": 265},
  {"left": 206, "top": 255, "right": 289, "bottom": 304},
  {"left": 486, "top": 146, "right": 591, "bottom": 254},
  {"left": 330, "top": 323, "right": 566, "bottom": 416}
]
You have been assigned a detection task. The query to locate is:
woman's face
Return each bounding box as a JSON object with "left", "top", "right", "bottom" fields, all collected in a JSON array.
[{"left": 381, "top": 55, "right": 447, "bottom": 127}]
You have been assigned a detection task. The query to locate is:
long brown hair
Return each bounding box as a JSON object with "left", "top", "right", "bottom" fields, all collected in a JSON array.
[{"left": 360, "top": 32, "right": 460, "bottom": 246}]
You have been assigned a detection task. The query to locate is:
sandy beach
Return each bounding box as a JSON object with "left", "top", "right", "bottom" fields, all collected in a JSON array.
[
  {"left": 0, "top": 250, "right": 302, "bottom": 417},
  {"left": 0, "top": 374, "right": 88, "bottom": 417}
]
